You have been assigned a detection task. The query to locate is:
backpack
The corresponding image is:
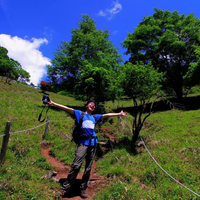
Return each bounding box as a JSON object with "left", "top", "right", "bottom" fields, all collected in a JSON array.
[{"left": 72, "top": 112, "right": 97, "bottom": 144}]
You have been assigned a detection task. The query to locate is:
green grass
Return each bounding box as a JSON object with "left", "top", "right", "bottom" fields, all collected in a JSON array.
[
  {"left": 0, "top": 78, "right": 200, "bottom": 199},
  {"left": 0, "top": 79, "right": 84, "bottom": 199},
  {"left": 95, "top": 109, "right": 200, "bottom": 199}
]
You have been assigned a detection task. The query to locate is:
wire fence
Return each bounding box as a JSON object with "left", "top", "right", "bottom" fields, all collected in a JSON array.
[
  {"left": 0, "top": 119, "right": 68, "bottom": 137},
  {"left": 0, "top": 129, "right": 6, "bottom": 138},
  {"left": 9, "top": 122, "right": 47, "bottom": 135},
  {"left": 119, "top": 117, "right": 200, "bottom": 198},
  {"left": 1, "top": 117, "right": 200, "bottom": 197},
  {"left": 0, "top": 118, "right": 68, "bottom": 165},
  {"left": 0, "top": 133, "right": 5, "bottom": 138}
]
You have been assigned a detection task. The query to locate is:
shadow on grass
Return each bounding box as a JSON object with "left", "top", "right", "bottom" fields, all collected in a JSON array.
[
  {"left": 38, "top": 90, "right": 50, "bottom": 96},
  {"left": 115, "top": 136, "right": 139, "bottom": 156},
  {"left": 96, "top": 136, "right": 140, "bottom": 159},
  {"left": 179, "top": 95, "right": 200, "bottom": 110},
  {"left": 115, "top": 95, "right": 200, "bottom": 117},
  {"left": 108, "top": 95, "right": 200, "bottom": 157}
]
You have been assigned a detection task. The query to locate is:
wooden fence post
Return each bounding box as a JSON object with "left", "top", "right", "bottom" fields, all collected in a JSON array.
[
  {"left": 0, "top": 121, "right": 11, "bottom": 165},
  {"left": 42, "top": 116, "right": 49, "bottom": 140}
]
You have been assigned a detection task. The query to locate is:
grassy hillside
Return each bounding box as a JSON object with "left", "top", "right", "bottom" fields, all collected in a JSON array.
[{"left": 0, "top": 79, "right": 199, "bottom": 199}]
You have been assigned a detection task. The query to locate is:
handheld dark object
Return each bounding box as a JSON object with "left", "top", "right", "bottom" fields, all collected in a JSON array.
[
  {"left": 42, "top": 95, "right": 50, "bottom": 104},
  {"left": 38, "top": 95, "right": 50, "bottom": 122}
]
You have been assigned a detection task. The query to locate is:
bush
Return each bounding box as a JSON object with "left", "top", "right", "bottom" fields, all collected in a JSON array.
[
  {"left": 57, "top": 90, "right": 74, "bottom": 97},
  {"left": 189, "top": 86, "right": 200, "bottom": 94}
]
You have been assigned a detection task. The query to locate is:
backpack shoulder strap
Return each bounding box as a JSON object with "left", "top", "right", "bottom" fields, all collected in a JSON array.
[
  {"left": 79, "top": 111, "right": 85, "bottom": 126},
  {"left": 93, "top": 114, "right": 97, "bottom": 124}
]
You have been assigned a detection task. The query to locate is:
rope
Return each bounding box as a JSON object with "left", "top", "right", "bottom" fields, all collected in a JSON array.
[
  {"left": 49, "top": 120, "right": 68, "bottom": 123},
  {"left": 1, "top": 119, "right": 69, "bottom": 137},
  {"left": 9, "top": 122, "right": 47, "bottom": 135},
  {"left": 1, "top": 116, "right": 199, "bottom": 196},
  {"left": 0, "top": 129, "right": 6, "bottom": 138},
  {"left": 140, "top": 136, "right": 200, "bottom": 197},
  {"left": 0, "top": 134, "right": 5, "bottom": 138},
  {"left": 119, "top": 117, "right": 200, "bottom": 197}
]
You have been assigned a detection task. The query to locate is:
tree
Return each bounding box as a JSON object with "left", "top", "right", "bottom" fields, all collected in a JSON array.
[
  {"left": 120, "top": 62, "right": 164, "bottom": 148},
  {"left": 123, "top": 8, "right": 200, "bottom": 101},
  {"left": 0, "top": 46, "right": 30, "bottom": 83},
  {"left": 47, "top": 15, "right": 123, "bottom": 103},
  {"left": 17, "top": 67, "right": 30, "bottom": 83},
  {"left": 183, "top": 46, "right": 200, "bottom": 90}
]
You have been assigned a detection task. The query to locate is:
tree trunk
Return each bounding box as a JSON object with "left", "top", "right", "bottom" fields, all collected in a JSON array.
[
  {"left": 131, "top": 129, "right": 140, "bottom": 150},
  {"left": 174, "top": 84, "right": 183, "bottom": 102},
  {"left": 170, "top": 73, "right": 183, "bottom": 102}
]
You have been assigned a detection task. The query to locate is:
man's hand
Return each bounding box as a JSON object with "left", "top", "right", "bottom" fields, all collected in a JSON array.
[
  {"left": 47, "top": 100, "right": 54, "bottom": 105},
  {"left": 120, "top": 110, "right": 127, "bottom": 117}
]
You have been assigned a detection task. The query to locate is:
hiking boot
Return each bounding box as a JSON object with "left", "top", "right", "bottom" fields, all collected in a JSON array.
[
  {"left": 80, "top": 190, "right": 89, "bottom": 198},
  {"left": 56, "top": 189, "right": 67, "bottom": 196}
]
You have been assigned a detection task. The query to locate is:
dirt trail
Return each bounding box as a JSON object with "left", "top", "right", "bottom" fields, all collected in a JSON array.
[
  {"left": 41, "top": 128, "right": 114, "bottom": 199},
  {"left": 41, "top": 146, "right": 106, "bottom": 200}
]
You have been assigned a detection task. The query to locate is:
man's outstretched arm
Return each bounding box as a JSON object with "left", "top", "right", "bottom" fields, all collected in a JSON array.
[
  {"left": 102, "top": 110, "right": 127, "bottom": 119},
  {"left": 48, "top": 100, "right": 74, "bottom": 115}
]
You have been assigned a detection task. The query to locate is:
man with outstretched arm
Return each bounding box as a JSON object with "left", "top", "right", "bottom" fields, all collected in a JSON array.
[{"left": 48, "top": 99, "right": 127, "bottom": 198}]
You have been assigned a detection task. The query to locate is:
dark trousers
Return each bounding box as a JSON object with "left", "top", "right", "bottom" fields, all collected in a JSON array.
[{"left": 62, "top": 143, "right": 96, "bottom": 190}]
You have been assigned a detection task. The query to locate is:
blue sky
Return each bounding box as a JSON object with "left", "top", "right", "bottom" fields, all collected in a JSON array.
[{"left": 0, "top": 0, "right": 200, "bottom": 85}]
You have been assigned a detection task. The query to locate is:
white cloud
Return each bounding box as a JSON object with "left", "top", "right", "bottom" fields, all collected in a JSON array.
[
  {"left": 108, "top": 1, "right": 122, "bottom": 15},
  {"left": 112, "top": 30, "right": 118, "bottom": 34},
  {"left": 98, "top": 10, "right": 106, "bottom": 17},
  {"left": 43, "top": 27, "right": 54, "bottom": 42},
  {"left": 0, "top": 34, "right": 51, "bottom": 86},
  {"left": 98, "top": 1, "right": 122, "bottom": 20}
]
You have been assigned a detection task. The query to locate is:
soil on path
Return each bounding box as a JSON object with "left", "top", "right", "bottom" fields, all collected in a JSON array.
[
  {"left": 41, "top": 128, "right": 114, "bottom": 200},
  {"left": 41, "top": 146, "right": 106, "bottom": 200}
]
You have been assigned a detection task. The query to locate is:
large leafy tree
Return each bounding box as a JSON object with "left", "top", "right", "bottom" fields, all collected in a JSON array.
[
  {"left": 0, "top": 46, "right": 30, "bottom": 83},
  {"left": 123, "top": 8, "right": 200, "bottom": 100},
  {"left": 120, "top": 62, "right": 164, "bottom": 148},
  {"left": 48, "top": 15, "right": 123, "bottom": 102}
]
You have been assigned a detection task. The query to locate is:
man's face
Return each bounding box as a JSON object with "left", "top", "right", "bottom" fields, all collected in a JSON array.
[{"left": 87, "top": 102, "right": 96, "bottom": 112}]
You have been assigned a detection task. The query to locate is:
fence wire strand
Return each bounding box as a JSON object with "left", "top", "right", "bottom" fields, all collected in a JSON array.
[
  {"left": 0, "top": 120, "right": 69, "bottom": 138},
  {"left": 140, "top": 136, "right": 200, "bottom": 197},
  {"left": 49, "top": 120, "right": 68, "bottom": 123},
  {"left": 0, "top": 129, "right": 6, "bottom": 137},
  {"left": 119, "top": 117, "right": 200, "bottom": 198},
  {"left": 5, "top": 120, "right": 68, "bottom": 136},
  {"left": 9, "top": 122, "right": 48, "bottom": 135},
  {"left": 2, "top": 117, "right": 199, "bottom": 197},
  {"left": 0, "top": 134, "right": 5, "bottom": 138}
]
